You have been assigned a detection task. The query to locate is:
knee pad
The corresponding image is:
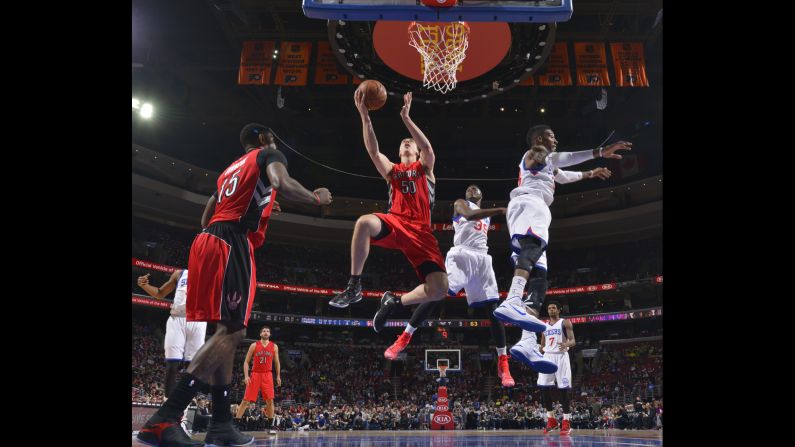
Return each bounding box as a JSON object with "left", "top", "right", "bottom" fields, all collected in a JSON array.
[{"left": 514, "top": 236, "right": 547, "bottom": 272}]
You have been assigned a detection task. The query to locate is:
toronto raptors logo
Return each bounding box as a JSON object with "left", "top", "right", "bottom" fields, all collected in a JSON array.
[
  {"left": 433, "top": 414, "right": 452, "bottom": 424},
  {"left": 226, "top": 291, "right": 242, "bottom": 310}
]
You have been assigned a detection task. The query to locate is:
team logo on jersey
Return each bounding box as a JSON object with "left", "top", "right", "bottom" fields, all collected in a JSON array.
[
  {"left": 562, "top": 378, "right": 570, "bottom": 387},
  {"left": 226, "top": 291, "right": 242, "bottom": 310}
]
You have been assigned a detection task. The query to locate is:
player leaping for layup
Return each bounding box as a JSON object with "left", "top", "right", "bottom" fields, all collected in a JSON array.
[{"left": 329, "top": 91, "right": 448, "bottom": 334}]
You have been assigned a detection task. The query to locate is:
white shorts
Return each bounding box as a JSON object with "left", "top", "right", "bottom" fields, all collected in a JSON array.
[
  {"left": 536, "top": 352, "right": 572, "bottom": 389},
  {"left": 507, "top": 193, "right": 550, "bottom": 270},
  {"left": 165, "top": 316, "right": 208, "bottom": 362},
  {"left": 445, "top": 246, "right": 500, "bottom": 307}
]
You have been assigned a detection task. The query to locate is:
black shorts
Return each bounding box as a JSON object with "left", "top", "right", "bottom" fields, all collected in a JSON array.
[{"left": 187, "top": 222, "right": 256, "bottom": 332}]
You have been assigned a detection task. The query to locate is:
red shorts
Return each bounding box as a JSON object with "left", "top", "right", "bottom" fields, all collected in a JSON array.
[
  {"left": 244, "top": 371, "right": 274, "bottom": 402},
  {"left": 186, "top": 222, "right": 257, "bottom": 331},
  {"left": 371, "top": 213, "right": 445, "bottom": 280}
]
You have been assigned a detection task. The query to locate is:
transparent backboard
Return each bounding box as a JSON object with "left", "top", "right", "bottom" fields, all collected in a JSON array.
[{"left": 425, "top": 349, "right": 461, "bottom": 372}]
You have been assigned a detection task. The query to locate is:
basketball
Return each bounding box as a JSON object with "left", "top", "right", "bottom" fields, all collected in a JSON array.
[{"left": 357, "top": 79, "right": 387, "bottom": 111}]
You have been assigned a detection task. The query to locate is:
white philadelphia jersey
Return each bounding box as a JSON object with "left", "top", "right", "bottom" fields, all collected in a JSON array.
[
  {"left": 510, "top": 151, "right": 556, "bottom": 206},
  {"left": 543, "top": 318, "right": 567, "bottom": 354},
  {"left": 172, "top": 270, "right": 188, "bottom": 316},
  {"left": 452, "top": 201, "right": 489, "bottom": 253}
]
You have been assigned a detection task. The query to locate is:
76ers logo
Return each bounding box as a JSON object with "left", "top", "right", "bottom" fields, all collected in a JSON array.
[{"left": 433, "top": 414, "right": 452, "bottom": 424}]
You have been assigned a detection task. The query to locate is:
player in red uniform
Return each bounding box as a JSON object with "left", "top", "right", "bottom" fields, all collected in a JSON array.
[
  {"left": 138, "top": 124, "right": 332, "bottom": 447},
  {"left": 234, "top": 326, "right": 280, "bottom": 435},
  {"left": 329, "top": 91, "right": 448, "bottom": 339}
]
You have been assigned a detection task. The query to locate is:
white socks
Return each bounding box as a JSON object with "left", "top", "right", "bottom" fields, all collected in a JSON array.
[
  {"left": 405, "top": 323, "right": 417, "bottom": 335},
  {"left": 521, "top": 330, "right": 538, "bottom": 347},
  {"left": 496, "top": 347, "right": 507, "bottom": 356},
  {"left": 507, "top": 276, "right": 527, "bottom": 302}
]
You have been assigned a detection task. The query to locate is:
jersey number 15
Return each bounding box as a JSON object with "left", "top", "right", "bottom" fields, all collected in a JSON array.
[{"left": 217, "top": 170, "right": 241, "bottom": 204}]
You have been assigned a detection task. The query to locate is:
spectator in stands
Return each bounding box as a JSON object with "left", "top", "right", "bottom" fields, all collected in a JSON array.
[{"left": 192, "top": 397, "right": 211, "bottom": 433}]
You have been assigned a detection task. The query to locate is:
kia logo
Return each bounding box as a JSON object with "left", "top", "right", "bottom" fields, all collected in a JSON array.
[
  {"left": 438, "top": 397, "right": 448, "bottom": 403},
  {"left": 436, "top": 405, "right": 449, "bottom": 411},
  {"left": 434, "top": 414, "right": 452, "bottom": 424}
]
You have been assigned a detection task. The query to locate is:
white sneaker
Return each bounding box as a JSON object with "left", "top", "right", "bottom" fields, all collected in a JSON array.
[
  {"left": 269, "top": 429, "right": 277, "bottom": 435},
  {"left": 493, "top": 298, "right": 548, "bottom": 332},
  {"left": 509, "top": 337, "right": 558, "bottom": 373}
]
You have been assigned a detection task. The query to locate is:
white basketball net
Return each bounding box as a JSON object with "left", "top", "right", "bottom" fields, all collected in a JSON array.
[{"left": 408, "top": 21, "right": 470, "bottom": 94}]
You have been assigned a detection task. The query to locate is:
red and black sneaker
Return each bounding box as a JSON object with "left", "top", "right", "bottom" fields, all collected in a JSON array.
[
  {"left": 543, "top": 417, "right": 560, "bottom": 434},
  {"left": 136, "top": 415, "right": 203, "bottom": 447}
]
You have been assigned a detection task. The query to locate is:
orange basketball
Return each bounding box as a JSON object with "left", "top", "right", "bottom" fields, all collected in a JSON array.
[{"left": 357, "top": 79, "right": 387, "bottom": 111}]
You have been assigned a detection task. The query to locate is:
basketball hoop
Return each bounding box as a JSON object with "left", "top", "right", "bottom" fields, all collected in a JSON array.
[
  {"left": 438, "top": 364, "right": 448, "bottom": 378},
  {"left": 408, "top": 21, "right": 470, "bottom": 94}
]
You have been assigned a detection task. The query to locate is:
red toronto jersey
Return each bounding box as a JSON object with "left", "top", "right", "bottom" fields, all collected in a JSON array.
[
  {"left": 251, "top": 340, "right": 276, "bottom": 373},
  {"left": 387, "top": 160, "right": 435, "bottom": 225},
  {"left": 209, "top": 147, "right": 286, "bottom": 233}
]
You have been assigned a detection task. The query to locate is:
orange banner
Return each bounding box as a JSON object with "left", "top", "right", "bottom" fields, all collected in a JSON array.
[
  {"left": 314, "top": 41, "right": 350, "bottom": 85},
  {"left": 574, "top": 42, "right": 611, "bottom": 86},
  {"left": 238, "top": 41, "right": 275, "bottom": 85},
  {"left": 275, "top": 42, "right": 312, "bottom": 86},
  {"left": 539, "top": 42, "right": 573, "bottom": 86},
  {"left": 519, "top": 75, "right": 535, "bottom": 86},
  {"left": 610, "top": 42, "right": 649, "bottom": 87},
  {"left": 352, "top": 76, "right": 363, "bottom": 85}
]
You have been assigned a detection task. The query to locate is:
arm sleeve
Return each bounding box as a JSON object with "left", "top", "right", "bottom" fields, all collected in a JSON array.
[
  {"left": 548, "top": 149, "right": 594, "bottom": 168},
  {"left": 256, "top": 147, "right": 289, "bottom": 169},
  {"left": 554, "top": 169, "right": 584, "bottom": 184}
]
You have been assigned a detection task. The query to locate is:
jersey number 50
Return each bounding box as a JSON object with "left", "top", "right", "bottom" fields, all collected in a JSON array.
[{"left": 401, "top": 180, "right": 417, "bottom": 194}]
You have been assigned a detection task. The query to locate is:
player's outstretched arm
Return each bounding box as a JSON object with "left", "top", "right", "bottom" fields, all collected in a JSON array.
[
  {"left": 453, "top": 199, "right": 506, "bottom": 221},
  {"left": 136, "top": 269, "right": 180, "bottom": 299},
  {"left": 265, "top": 161, "right": 332, "bottom": 206},
  {"left": 355, "top": 89, "right": 393, "bottom": 180},
  {"left": 553, "top": 167, "right": 612, "bottom": 184},
  {"left": 550, "top": 141, "right": 632, "bottom": 168},
  {"left": 400, "top": 92, "right": 436, "bottom": 177}
]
